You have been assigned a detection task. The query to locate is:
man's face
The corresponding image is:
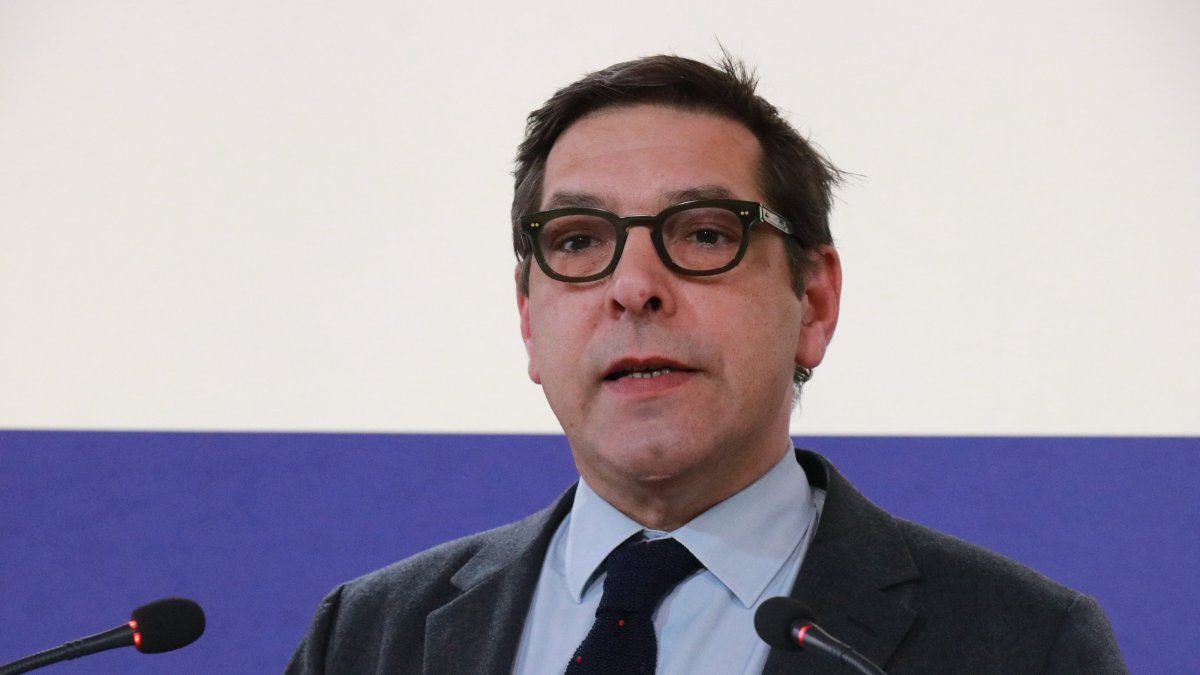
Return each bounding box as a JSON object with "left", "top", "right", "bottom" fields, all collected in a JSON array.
[{"left": 517, "top": 104, "right": 838, "bottom": 515}]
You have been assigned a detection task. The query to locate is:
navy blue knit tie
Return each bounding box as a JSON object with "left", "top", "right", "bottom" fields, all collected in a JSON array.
[{"left": 565, "top": 537, "right": 702, "bottom": 674}]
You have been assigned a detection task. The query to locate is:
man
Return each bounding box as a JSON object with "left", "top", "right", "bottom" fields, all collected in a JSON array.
[{"left": 287, "top": 54, "right": 1127, "bottom": 674}]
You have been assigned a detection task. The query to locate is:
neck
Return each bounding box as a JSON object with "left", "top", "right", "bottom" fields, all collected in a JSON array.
[{"left": 584, "top": 442, "right": 792, "bottom": 531}]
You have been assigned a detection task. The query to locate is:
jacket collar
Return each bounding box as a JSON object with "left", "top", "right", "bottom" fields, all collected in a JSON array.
[
  {"left": 423, "top": 485, "right": 576, "bottom": 675},
  {"left": 762, "top": 450, "right": 918, "bottom": 674}
]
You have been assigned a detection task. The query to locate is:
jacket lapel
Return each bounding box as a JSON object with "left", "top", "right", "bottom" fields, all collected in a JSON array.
[
  {"left": 423, "top": 486, "right": 575, "bottom": 675},
  {"left": 762, "top": 451, "right": 918, "bottom": 674}
]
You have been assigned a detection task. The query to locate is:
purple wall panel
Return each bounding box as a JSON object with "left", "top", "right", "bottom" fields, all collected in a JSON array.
[{"left": 1, "top": 431, "right": 1195, "bottom": 673}]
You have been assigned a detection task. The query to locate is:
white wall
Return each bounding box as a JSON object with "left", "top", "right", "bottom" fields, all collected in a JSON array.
[{"left": 2, "top": 0, "right": 1197, "bottom": 435}]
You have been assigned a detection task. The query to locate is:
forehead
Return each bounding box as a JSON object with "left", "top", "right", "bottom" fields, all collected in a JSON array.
[{"left": 542, "top": 104, "right": 765, "bottom": 212}]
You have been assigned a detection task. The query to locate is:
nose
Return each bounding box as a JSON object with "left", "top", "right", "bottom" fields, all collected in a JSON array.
[{"left": 605, "top": 228, "right": 676, "bottom": 317}]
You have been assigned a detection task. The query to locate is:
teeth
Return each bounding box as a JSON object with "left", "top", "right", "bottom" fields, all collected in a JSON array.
[{"left": 627, "top": 367, "right": 672, "bottom": 379}]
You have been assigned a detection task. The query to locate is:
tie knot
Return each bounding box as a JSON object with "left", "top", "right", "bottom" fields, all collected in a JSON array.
[{"left": 598, "top": 538, "right": 702, "bottom": 614}]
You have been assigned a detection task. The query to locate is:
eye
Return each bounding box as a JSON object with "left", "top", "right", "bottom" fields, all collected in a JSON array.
[
  {"left": 558, "top": 233, "right": 600, "bottom": 253},
  {"left": 539, "top": 215, "right": 614, "bottom": 256},
  {"left": 665, "top": 208, "right": 743, "bottom": 249},
  {"left": 686, "top": 227, "right": 732, "bottom": 247}
]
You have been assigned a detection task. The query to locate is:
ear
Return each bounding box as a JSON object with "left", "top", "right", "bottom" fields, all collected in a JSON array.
[
  {"left": 795, "top": 245, "right": 842, "bottom": 369},
  {"left": 516, "top": 266, "right": 541, "bottom": 384}
]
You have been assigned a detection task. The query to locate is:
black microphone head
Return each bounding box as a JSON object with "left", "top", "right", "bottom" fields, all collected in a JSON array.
[
  {"left": 130, "top": 597, "right": 206, "bottom": 654},
  {"left": 754, "top": 596, "right": 815, "bottom": 651}
]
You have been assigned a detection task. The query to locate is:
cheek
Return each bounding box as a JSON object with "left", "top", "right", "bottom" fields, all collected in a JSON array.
[
  {"left": 528, "top": 296, "right": 590, "bottom": 370},
  {"left": 729, "top": 291, "right": 805, "bottom": 371}
]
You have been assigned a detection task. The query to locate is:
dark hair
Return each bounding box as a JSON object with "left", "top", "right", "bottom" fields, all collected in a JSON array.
[{"left": 511, "top": 53, "right": 842, "bottom": 388}]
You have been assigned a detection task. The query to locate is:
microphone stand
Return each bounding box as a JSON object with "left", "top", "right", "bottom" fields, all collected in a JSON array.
[{"left": 0, "top": 622, "right": 134, "bottom": 675}]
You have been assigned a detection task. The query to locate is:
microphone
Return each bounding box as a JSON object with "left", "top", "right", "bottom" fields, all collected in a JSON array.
[
  {"left": 0, "top": 597, "right": 205, "bottom": 675},
  {"left": 754, "top": 596, "right": 886, "bottom": 675}
]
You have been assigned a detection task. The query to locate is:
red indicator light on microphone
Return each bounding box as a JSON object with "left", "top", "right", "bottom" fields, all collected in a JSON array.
[
  {"left": 130, "top": 619, "right": 142, "bottom": 648},
  {"left": 796, "top": 623, "right": 811, "bottom": 647}
]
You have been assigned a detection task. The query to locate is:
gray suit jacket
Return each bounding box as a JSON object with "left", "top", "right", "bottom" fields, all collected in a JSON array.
[{"left": 285, "top": 450, "right": 1127, "bottom": 674}]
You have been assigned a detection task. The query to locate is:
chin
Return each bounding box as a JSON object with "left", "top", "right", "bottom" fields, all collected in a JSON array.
[{"left": 599, "top": 438, "right": 710, "bottom": 484}]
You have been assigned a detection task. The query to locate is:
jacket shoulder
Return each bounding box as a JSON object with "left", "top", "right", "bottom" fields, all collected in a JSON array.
[
  {"left": 792, "top": 449, "right": 1126, "bottom": 673},
  {"left": 285, "top": 491, "right": 572, "bottom": 674},
  {"left": 891, "top": 518, "right": 1125, "bottom": 673},
  {"left": 896, "top": 516, "right": 1079, "bottom": 608},
  {"left": 342, "top": 495, "right": 564, "bottom": 627}
]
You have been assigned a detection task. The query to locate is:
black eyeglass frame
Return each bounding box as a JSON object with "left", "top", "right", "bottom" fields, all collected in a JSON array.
[{"left": 519, "top": 199, "right": 795, "bottom": 283}]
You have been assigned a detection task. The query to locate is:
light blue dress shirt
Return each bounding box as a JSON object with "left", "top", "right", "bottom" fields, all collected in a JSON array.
[{"left": 511, "top": 450, "right": 823, "bottom": 675}]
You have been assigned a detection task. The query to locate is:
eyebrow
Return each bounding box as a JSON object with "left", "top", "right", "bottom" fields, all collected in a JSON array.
[
  {"left": 542, "top": 191, "right": 608, "bottom": 210},
  {"left": 541, "top": 184, "right": 740, "bottom": 212},
  {"left": 664, "top": 185, "right": 738, "bottom": 203}
]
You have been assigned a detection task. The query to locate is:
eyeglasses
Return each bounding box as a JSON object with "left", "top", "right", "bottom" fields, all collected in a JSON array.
[{"left": 519, "top": 199, "right": 794, "bottom": 283}]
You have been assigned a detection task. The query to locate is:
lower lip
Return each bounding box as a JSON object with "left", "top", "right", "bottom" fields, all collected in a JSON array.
[{"left": 602, "top": 370, "right": 695, "bottom": 397}]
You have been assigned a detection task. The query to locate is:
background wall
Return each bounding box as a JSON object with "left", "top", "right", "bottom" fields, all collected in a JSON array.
[
  {"left": 3, "top": 432, "right": 1196, "bottom": 674},
  {"left": 2, "top": 0, "right": 1197, "bottom": 673},
  {"left": 3, "top": 0, "right": 1197, "bottom": 435}
]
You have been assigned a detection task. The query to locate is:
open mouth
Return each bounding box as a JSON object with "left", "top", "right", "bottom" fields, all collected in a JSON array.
[{"left": 604, "top": 365, "right": 688, "bottom": 381}]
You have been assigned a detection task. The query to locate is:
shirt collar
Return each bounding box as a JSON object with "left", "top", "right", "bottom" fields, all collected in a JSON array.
[
  {"left": 563, "top": 449, "right": 814, "bottom": 608},
  {"left": 562, "top": 480, "right": 644, "bottom": 602}
]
